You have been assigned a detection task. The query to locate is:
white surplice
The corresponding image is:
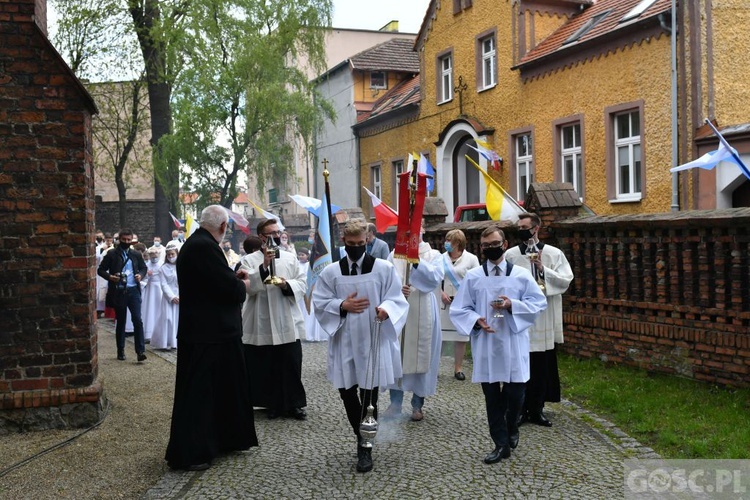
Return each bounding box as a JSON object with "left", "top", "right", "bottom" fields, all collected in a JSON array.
[
  {"left": 313, "top": 259, "right": 408, "bottom": 390},
  {"left": 387, "top": 243, "right": 444, "bottom": 397},
  {"left": 152, "top": 262, "right": 178, "bottom": 349},
  {"left": 450, "top": 260, "right": 547, "bottom": 383},
  {"left": 142, "top": 260, "right": 164, "bottom": 341},
  {"left": 240, "top": 250, "right": 307, "bottom": 346},
  {"left": 505, "top": 244, "right": 573, "bottom": 352},
  {"left": 438, "top": 250, "right": 480, "bottom": 342}
]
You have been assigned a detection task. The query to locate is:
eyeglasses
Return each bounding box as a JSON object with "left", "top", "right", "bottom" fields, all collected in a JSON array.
[
  {"left": 263, "top": 230, "right": 281, "bottom": 237},
  {"left": 480, "top": 241, "right": 504, "bottom": 249}
]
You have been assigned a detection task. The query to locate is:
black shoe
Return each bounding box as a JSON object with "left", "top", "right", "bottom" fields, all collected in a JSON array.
[
  {"left": 268, "top": 409, "right": 280, "bottom": 419},
  {"left": 117, "top": 351, "right": 126, "bottom": 361},
  {"left": 288, "top": 407, "right": 307, "bottom": 420},
  {"left": 509, "top": 431, "right": 520, "bottom": 450},
  {"left": 483, "top": 445, "right": 511, "bottom": 464},
  {"left": 137, "top": 352, "right": 147, "bottom": 362},
  {"left": 516, "top": 411, "right": 528, "bottom": 427},
  {"left": 454, "top": 371, "right": 466, "bottom": 381},
  {"left": 185, "top": 463, "right": 210, "bottom": 471},
  {"left": 356, "top": 446, "right": 373, "bottom": 473},
  {"left": 528, "top": 411, "right": 552, "bottom": 427}
]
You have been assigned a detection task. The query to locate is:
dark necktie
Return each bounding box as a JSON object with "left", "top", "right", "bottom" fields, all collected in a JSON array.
[
  {"left": 351, "top": 262, "right": 358, "bottom": 276},
  {"left": 494, "top": 265, "right": 500, "bottom": 276}
]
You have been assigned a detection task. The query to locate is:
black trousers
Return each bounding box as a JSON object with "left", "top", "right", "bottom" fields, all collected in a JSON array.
[
  {"left": 481, "top": 382, "right": 524, "bottom": 448},
  {"left": 523, "top": 348, "right": 561, "bottom": 414},
  {"left": 338, "top": 385, "right": 379, "bottom": 440}
]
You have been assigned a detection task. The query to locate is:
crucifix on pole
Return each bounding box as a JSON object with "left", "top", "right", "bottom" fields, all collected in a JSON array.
[{"left": 454, "top": 75, "right": 468, "bottom": 115}]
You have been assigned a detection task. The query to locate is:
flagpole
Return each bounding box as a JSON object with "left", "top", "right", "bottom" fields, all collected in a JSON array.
[{"left": 322, "top": 159, "right": 339, "bottom": 263}]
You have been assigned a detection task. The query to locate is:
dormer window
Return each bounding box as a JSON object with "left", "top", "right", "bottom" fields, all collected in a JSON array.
[
  {"left": 370, "top": 71, "right": 387, "bottom": 90},
  {"left": 620, "top": 0, "right": 659, "bottom": 23},
  {"left": 562, "top": 10, "right": 611, "bottom": 45}
]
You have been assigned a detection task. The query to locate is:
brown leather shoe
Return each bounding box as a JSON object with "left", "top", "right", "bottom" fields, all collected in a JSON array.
[{"left": 411, "top": 408, "right": 424, "bottom": 421}]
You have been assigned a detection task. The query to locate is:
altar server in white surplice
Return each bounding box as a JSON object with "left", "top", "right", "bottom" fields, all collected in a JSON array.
[
  {"left": 313, "top": 219, "right": 408, "bottom": 474},
  {"left": 450, "top": 225, "right": 546, "bottom": 465},
  {"left": 241, "top": 219, "right": 308, "bottom": 421},
  {"left": 142, "top": 247, "right": 164, "bottom": 343},
  {"left": 383, "top": 230, "right": 444, "bottom": 423},
  {"left": 152, "top": 245, "right": 179, "bottom": 350},
  {"left": 505, "top": 212, "right": 573, "bottom": 427}
]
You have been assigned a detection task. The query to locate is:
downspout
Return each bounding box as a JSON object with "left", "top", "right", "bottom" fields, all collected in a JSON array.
[{"left": 661, "top": 5, "right": 679, "bottom": 211}]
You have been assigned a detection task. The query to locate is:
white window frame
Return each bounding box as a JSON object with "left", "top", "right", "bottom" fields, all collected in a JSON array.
[
  {"left": 561, "top": 123, "right": 583, "bottom": 200},
  {"left": 614, "top": 111, "right": 642, "bottom": 201},
  {"left": 515, "top": 133, "right": 534, "bottom": 199},
  {"left": 392, "top": 159, "right": 405, "bottom": 211},
  {"left": 372, "top": 165, "right": 382, "bottom": 200},
  {"left": 480, "top": 35, "right": 496, "bottom": 89},
  {"left": 440, "top": 54, "right": 453, "bottom": 103},
  {"left": 370, "top": 71, "right": 386, "bottom": 90}
]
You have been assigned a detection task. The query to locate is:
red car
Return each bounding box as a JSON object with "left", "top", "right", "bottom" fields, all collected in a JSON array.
[{"left": 453, "top": 203, "right": 490, "bottom": 222}]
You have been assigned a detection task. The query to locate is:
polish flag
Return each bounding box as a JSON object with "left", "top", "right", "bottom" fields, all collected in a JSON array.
[
  {"left": 362, "top": 186, "right": 398, "bottom": 233},
  {"left": 169, "top": 212, "right": 182, "bottom": 229}
]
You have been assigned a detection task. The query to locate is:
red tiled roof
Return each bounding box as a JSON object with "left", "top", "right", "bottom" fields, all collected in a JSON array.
[
  {"left": 234, "top": 192, "right": 249, "bottom": 204},
  {"left": 517, "top": 0, "right": 671, "bottom": 67},
  {"left": 357, "top": 75, "right": 420, "bottom": 124},
  {"left": 349, "top": 38, "right": 419, "bottom": 73}
]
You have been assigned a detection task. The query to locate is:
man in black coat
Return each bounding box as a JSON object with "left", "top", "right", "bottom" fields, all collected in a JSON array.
[
  {"left": 165, "top": 205, "right": 258, "bottom": 471},
  {"left": 97, "top": 228, "right": 148, "bottom": 362}
]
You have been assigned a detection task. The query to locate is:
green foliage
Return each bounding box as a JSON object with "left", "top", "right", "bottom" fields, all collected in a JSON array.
[
  {"left": 163, "top": 0, "right": 335, "bottom": 207},
  {"left": 559, "top": 353, "right": 750, "bottom": 459}
]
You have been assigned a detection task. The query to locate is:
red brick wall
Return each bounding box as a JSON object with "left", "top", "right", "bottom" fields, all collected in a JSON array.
[
  {"left": 551, "top": 208, "right": 750, "bottom": 387},
  {"left": 0, "top": 1, "right": 102, "bottom": 421}
]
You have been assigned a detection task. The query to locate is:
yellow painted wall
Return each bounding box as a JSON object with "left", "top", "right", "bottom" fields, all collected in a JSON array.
[{"left": 353, "top": 70, "right": 413, "bottom": 104}]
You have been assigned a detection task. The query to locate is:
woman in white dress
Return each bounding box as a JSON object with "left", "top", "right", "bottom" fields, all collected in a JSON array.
[
  {"left": 296, "top": 248, "right": 328, "bottom": 342},
  {"left": 152, "top": 246, "right": 179, "bottom": 350},
  {"left": 438, "top": 229, "right": 480, "bottom": 380},
  {"left": 141, "top": 247, "right": 164, "bottom": 343}
]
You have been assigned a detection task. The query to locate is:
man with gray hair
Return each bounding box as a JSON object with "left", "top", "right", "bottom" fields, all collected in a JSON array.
[
  {"left": 165, "top": 205, "right": 258, "bottom": 471},
  {"left": 366, "top": 223, "right": 390, "bottom": 260}
]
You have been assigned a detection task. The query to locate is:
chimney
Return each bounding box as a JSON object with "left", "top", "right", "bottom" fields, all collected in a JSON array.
[{"left": 1, "top": 0, "right": 48, "bottom": 36}]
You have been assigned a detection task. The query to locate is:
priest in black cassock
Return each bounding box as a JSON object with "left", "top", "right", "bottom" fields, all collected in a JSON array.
[{"left": 165, "top": 205, "right": 258, "bottom": 471}]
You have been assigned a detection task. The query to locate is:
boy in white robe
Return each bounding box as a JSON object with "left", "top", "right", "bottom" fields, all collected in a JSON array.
[
  {"left": 313, "top": 220, "right": 409, "bottom": 474},
  {"left": 450, "top": 225, "right": 547, "bottom": 465},
  {"left": 384, "top": 235, "right": 444, "bottom": 422}
]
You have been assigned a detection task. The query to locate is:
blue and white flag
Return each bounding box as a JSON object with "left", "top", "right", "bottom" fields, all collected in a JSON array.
[
  {"left": 306, "top": 192, "right": 333, "bottom": 299},
  {"left": 671, "top": 120, "right": 750, "bottom": 180}
]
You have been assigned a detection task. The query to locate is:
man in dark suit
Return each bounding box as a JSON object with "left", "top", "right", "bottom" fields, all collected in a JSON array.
[
  {"left": 366, "top": 223, "right": 390, "bottom": 260},
  {"left": 165, "top": 205, "right": 258, "bottom": 472},
  {"left": 97, "top": 228, "right": 148, "bottom": 362}
]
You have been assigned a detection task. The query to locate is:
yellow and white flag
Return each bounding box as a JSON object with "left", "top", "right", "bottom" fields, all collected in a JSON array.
[
  {"left": 185, "top": 213, "right": 199, "bottom": 238},
  {"left": 464, "top": 155, "right": 525, "bottom": 222}
]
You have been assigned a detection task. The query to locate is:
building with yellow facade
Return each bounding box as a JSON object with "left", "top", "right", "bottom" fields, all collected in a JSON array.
[{"left": 355, "top": 0, "right": 750, "bottom": 219}]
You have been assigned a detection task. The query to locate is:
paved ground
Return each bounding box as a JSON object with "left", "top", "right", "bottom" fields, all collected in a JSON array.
[{"left": 144, "top": 337, "right": 659, "bottom": 499}]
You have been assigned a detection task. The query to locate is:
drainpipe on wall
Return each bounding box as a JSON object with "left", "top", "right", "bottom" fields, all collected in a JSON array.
[{"left": 661, "top": 3, "right": 680, "bottom": 211}]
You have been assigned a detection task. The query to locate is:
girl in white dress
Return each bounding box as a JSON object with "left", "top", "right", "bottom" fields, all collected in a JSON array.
[
  {"left": 141, "top": 247, "right": 164, "bottom": 343},
  {"left": 152, "top": 246, "right": 179, "bottom": 350}
]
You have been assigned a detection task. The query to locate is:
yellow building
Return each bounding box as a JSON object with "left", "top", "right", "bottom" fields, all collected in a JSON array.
[{"left": 356, "top": 0, "right": 750, "bottom": 219}]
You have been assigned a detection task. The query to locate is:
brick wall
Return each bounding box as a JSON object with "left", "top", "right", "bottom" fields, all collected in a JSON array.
[
  {"left": 0, "top": 0, "right": 104, "bottom": 432},
  {"left": 551, "top": 209, "right": 750, "bottom": 387},
  {"left": 95, "top": 199, "right": 156, "bottom": 243}
]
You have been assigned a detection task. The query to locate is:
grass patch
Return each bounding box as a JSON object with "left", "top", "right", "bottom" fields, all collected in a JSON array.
[{"left": 558, "top": 353, "right": 750, "bottom": 459}]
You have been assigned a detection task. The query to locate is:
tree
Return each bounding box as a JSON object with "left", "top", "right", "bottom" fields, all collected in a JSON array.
[{"left": 160, "top": 0, "right": 335, "bottom": 209}]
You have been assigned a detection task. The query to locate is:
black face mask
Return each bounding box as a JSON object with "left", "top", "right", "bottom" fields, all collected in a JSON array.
[
  {"left": 483, "top": 246, "right": 505, "bottom": 262},
  {"left": 517, "top": 228, "right": 534, "bottom": 241},
  {"left": 345, "top": 245, "right": 366, "bottom": 262},
  {"left": 119, "top": 242, "right": 130, "bottom": 250},
  {"left": 272, "top": 237, "right": 282, "bottom": 247}
]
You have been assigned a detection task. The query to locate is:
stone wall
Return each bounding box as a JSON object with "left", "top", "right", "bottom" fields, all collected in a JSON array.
[{"left": 0, "top": 0, "right": 104, "bottom": 432}]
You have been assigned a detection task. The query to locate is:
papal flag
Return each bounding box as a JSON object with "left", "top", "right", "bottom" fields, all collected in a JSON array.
[
  {"left": 248, "top": 200, "right": 285, "bottom": 231},
  {"left": 465, "top": 155, "right": 525, "bottom": 222}
]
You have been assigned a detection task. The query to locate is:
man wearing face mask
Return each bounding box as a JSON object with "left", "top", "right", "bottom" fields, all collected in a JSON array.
[
  {"left": 239, "top": 219, "right": 308, "bottom": 421},
  {"left": 450, "top": 225, "right": 546, "bottom": 465},
  {"left": 222, "top": 239, "right": 240, "bottom": 268},
  {"left": 313, "top": 219, "right": 409, "bottom": 473},
  {"left": 505, "top": 213, "right": 574, "bottom": 427},
  {"left": 97, "top": 228, "right": 149, "bottom": 362},
  {"left": 151, "top": 236, "right": 166, "bottom": 264}
]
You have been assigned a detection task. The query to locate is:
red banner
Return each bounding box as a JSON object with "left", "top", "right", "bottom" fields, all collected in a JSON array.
[
  {"left": 407, "top": 173, "right": 427, "bottom": 263},
  {"left": 394, "top": 172, "right": 411, "bottom": 259},
  {"left": 394, "top": 172, "right": 427, "bottom": 263}
]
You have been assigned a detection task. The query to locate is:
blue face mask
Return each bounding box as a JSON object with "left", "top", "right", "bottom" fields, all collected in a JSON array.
[{"left": 444, "top": 242, "right": 453, "bottom": 253}]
